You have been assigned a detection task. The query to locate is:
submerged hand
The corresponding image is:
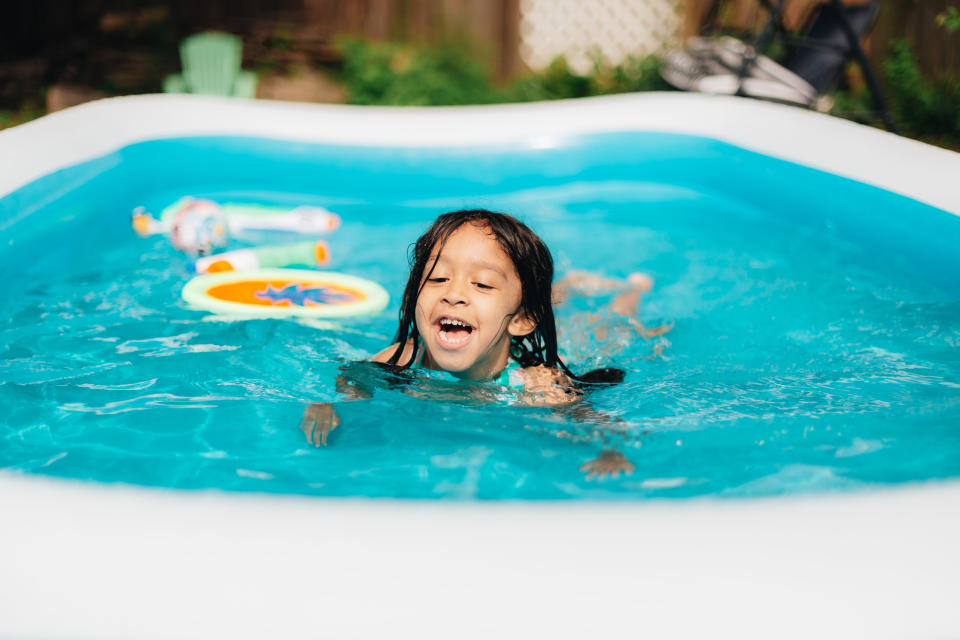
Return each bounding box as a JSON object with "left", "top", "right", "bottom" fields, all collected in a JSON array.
[
  {"left": 300, "top": 402, "right": 340, "bottom": 446},
  {"left": 579, "top": 449, "right": 635, "bottom": 480}
]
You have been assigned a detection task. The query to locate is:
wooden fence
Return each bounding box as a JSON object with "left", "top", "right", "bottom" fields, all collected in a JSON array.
[
  {"left": 299, "top": 0, "right": 521, "bottom": 79},
  {"left": 871, "top": 0, "right": 959, "bottom": 76},
  {"left": 0, "top": 0, "right": 955, "bottom": 106},
  {"left": 163, "top": 0, "right": 522, "bottom": 80}
]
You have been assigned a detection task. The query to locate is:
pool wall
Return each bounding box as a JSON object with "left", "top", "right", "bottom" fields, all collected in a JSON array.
[
  {"left": 2, "top": 93, "right": 959, "bottom": 215},
  {"left": 1, "top": 93, "right": 959, "bottom": 638}
]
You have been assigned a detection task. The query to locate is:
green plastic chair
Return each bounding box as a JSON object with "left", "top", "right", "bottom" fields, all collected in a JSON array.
[{"left": 163, "top": 31, "right": 258, "bottom": 98}]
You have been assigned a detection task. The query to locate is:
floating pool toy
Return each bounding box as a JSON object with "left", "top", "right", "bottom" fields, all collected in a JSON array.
[
  {"left": 133, "top": 199, "right": 229, "bottom": 255},
  {"left": 193, "top": 240, "right": 330, "bottom": 274},
  {"left": 182, "top": 268, "right": 389, "bottom": 318},
  {"left": 133, "top": 197, "right": 341, "bottom": 254}
]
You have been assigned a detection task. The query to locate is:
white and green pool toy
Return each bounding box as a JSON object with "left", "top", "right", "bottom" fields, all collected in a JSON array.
[
  {"left": 182, "top": 268, "right": 389, "bottom": 318},
  {"left": 133, "top": 196, "right": 341, "bottom": 255}
]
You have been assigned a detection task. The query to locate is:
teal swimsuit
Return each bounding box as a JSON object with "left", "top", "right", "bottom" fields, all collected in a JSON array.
[{"left": 408, "top": 343, "right": 526, "bottom": 391}]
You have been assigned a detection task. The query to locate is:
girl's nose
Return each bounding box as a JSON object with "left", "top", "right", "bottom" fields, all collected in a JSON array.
[{"left": 442, "top": 281, "right": 468, "bottom": 305}]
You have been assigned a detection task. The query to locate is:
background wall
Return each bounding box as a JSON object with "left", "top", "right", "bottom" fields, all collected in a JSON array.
[{"left": 0, "top": 0, "right": 956, "bottom": 113}]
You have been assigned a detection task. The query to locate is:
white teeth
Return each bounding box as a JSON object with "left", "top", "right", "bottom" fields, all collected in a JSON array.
[
  {"left": 437, "top": 317, "right": 473, "bottom": 347},
  {"left": 438, "top": 330, "right": 470, "bottom": 344},
  {"left": 439, "top": 318, "right": 471, "bottom": 329}
]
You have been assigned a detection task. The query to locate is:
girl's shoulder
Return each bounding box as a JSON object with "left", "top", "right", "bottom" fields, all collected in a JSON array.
[
  {"left": 517, "top": 364, "right": 582, "bottom": 406},
  {"left": 518, "top": 364, "right": 572, "bottom": 384},
  {"left": 518, "top": 364, "right": 624, "bottom": 390},
  {"left": 371, "top": 339, "right": 416, "bottom": 365}
]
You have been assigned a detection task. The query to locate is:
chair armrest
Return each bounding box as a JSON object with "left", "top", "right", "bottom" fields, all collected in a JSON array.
[
  {"left": 233, "top": 71, "right": 259, "bottom": 99},
  {"left": 162, "top": 74, "right": 186, "bottom": 93}
]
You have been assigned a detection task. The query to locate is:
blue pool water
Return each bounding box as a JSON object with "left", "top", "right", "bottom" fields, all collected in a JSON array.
[{"left": 1, "top": 132, "right": 959, "bottom": 499}]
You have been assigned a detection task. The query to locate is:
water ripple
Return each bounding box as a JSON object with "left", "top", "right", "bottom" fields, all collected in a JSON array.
[
  {"left": 0, "top": 358, "right": 120, "bottom": 385},
  {"left": 78, "top": 379, "right": 157, "bottom": 391},
  {"left": 60, "top": 393, "right": 241, "bottom": 415},
  {"left": 115, "top": 332, "right": 240, "bottom": 357}
]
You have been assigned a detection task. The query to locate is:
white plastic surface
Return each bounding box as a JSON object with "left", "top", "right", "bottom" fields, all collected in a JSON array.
[
  {"left": 1, "top": 93, "right": 958, "bottom": 214},
  {"left": 1, "top": 473, "right": 958, "bottom": 639}
]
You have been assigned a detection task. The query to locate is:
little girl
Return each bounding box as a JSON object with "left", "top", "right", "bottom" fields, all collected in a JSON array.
[{"left": 302, "top": 209, "right": 635, "bottom": 479}]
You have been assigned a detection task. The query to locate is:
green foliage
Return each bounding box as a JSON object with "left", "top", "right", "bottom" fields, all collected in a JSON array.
[
  {"left": 597, "top": 53, "right": 672, "bottom": 94},
  {"left": 506, "top": 53, "right": 668, "bottom": 102},
  {"left": 337, "top": 38, "right": 669, "bottom": 106},
  {"left": 936, "top": 6, "right": 960, "bottom": 33},
  {"left": 338, "top": 38, "right": 500, "bottom": 106},
  {"left": 883, "top": 40, "right": 960, "bottom": 140},
  {"left": 505, "top": 57, "right": 594, "bottom": 102},
  {"left": 0, "top": 102, "right": 44, "bottom": 131},
  {"left": 270, "top": 25, "right": 295, "bottom": 50},
  {"left": 828, "top": 83, "right": 874, "bottom": 121}
]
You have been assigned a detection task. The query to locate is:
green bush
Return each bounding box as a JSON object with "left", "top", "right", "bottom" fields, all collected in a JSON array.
[
  {"left": 506, "top": 57, "right": 593, "bottom": 102},
  {"left": 505, "top": 54, "right": 669, "bottom": 102},
  {"left": 597, "top": 53, "right": 672, "bottom": 94},
  {"left": 936, "top": 6, "right": 960, "bottom": 33},
  {"left": 883, "top": 40, "right": 960, "bottom": 140},
  {"left": 338, "top": 38, "right": 500, "bottom": 106},
  {"left": 337, "top": 38, "right": 670, "bottom": 106},
  {"left": 0, "top": 101, "right": 44, "bottom": 130}
]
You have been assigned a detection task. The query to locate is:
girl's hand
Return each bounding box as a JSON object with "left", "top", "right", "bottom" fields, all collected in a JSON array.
[
  {"left": 300, "top": 402, "right": 340, "bottom": 446},
  {"left": 579, "top": 449, "right": 635, "bottom": 480}
]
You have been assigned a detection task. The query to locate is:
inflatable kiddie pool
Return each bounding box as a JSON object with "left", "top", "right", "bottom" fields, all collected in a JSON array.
[{"left": 1, "top": 94, "right": 959, "bottom": 638}]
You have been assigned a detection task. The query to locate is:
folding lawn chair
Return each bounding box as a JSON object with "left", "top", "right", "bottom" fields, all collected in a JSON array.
[
  {"left": 163, "top": 31, "right": 258, "bottom": 98},
  {"left": 661, "top": 0, "right": 897, "bottom": 132}
]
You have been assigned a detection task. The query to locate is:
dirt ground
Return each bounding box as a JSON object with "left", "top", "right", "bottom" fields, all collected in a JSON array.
[{"left": 254, "top": 63, "right": 346, "bottom": 104}]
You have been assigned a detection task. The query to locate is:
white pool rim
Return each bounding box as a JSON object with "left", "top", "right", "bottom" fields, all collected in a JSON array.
[
  {"left": 1, "top": 92, "right": 959, "bottom": 215},
  {"left": 1, "top": 93, "right": 958, "bottom": 639}
]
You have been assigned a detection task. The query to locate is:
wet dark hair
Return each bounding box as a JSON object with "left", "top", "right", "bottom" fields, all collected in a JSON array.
[{"left": 388, "top": 209, "right": 576, "bottom": 376}]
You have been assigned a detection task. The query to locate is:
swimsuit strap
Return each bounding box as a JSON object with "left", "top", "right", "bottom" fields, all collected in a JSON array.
[
  {"left": 408, "top": 341, "right": 426, "bottom": 370},
  {"left": 492, "top": 358, "right": 525, "bottom": 389}
]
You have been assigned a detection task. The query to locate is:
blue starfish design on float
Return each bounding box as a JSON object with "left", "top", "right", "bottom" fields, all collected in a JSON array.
[{"left": 254, "top": 283, "right": 356, "bottom": 306}]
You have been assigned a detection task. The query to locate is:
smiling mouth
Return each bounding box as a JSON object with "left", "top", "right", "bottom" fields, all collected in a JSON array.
[{"left": 436, "top": 317, "right": 475, "bottom": 348}]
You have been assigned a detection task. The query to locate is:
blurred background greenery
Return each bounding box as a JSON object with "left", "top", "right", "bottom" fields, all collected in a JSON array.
[
  {"left": 0, "top": 0, "right": 956, "bottom": 149},
  {"left": 337, "top": 37, "right": 669, "bottom": 105}
]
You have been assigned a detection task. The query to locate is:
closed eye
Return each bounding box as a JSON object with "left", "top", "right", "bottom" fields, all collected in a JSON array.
[
  {"left": 474, "top": 282, "right": 493, "bottom": 290},
  {"left": 426, "top": 277, "right": 448, "bottom": 283}
]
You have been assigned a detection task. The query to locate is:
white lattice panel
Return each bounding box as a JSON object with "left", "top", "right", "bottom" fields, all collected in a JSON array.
[{"left": 520, "top": 0, "right": 683, "bottom": 73}]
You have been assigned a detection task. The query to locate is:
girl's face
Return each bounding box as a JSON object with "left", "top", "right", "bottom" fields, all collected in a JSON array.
[{"left": 414, "top": 222, "right": 535, "bottom": 380}]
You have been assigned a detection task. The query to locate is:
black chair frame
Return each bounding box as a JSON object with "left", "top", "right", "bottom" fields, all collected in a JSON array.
[{"left": 727, "top": 0, "right": 898, "bottom": 132}]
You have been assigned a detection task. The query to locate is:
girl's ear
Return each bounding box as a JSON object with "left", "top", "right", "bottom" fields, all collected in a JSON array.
[{"left": 507, "top": 311, "right": 536, "bottom": 337}]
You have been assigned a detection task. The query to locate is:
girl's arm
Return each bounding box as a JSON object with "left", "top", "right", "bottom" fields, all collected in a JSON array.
[
  {"left": 301, "top": 367, "right": 364, "bottom": 446},
  {"left": 519, "top": 365, "right": 636, "bottom": 480},
  {"left": 301, "top": 341, "right": 414, "bottom": 447}
]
